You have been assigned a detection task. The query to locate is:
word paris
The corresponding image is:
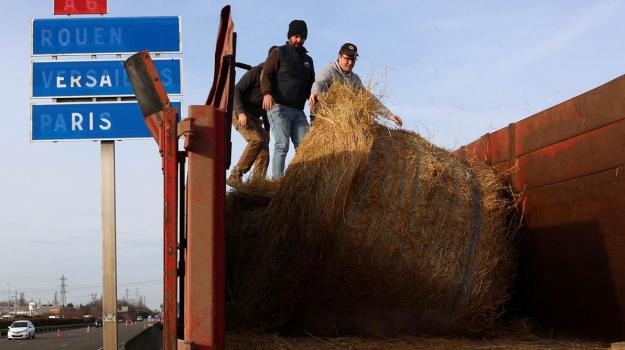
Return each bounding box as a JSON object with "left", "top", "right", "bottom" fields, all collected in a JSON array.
[
  {"left": 31, "top": 102, "right": 182, "bottom": 141},
  {"left": 53, "top": 111, "right": 112, "bottom": 132}
]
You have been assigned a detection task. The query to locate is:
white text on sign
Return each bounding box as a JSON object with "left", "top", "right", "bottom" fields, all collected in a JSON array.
[
  {"left": 40, "top": 112, "right": 112, "bottom": 132},
  {"left": 40, "top": 27, "right": 122, "bottom": 48}
]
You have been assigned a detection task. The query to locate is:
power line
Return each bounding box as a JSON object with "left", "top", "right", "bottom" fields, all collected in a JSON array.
[{"left": 7, "top": 279, "right": 161, "bottom": 294}]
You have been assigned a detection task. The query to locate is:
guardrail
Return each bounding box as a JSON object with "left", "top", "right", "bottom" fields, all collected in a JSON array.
[{"left": 1, "top": 322, "right": 94, "bottom": 336}]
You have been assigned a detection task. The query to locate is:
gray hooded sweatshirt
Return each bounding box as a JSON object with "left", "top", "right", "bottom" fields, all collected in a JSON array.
[{"left": 310, "top": 60, "right": 392, "bottom": 118}]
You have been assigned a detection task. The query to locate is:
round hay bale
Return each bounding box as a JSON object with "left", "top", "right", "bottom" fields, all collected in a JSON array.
[
  {"left": 227, "top": 83, "right": 515, "bottom": 336},
  {"left": 225, "top": 179, "right": 280, "bottom": 328}
]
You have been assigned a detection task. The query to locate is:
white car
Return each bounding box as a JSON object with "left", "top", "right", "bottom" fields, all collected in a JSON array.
[{"left": 7, "top": 320, "right": 36, "bottom": 340}]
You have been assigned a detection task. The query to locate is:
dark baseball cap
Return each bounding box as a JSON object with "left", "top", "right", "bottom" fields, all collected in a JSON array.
[{"left": 339, "top": 43, "right": 358, "bottom": 57}]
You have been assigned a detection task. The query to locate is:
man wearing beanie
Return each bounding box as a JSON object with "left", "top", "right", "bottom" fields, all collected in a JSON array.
[
  {"left": 309, "top": 43, "right": 403, "bottom": 127},
  {"left": 261, "top": 19, "right": 315, "bottom": 177}
]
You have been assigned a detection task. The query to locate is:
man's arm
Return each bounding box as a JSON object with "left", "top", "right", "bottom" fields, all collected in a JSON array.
[
  {"left": 233, "top": 67, "right": 262, "bottom": 128},
  {"left": 233, "top": 68, "right": 255, "bottom": 116},
  {"left": 310, "top": 63, "right": 335, "bottom": 96},
  {"left": 371, "top": 95, "right": 403, "bottom": 127},
  {"left": 353, "top": 75, "right": 402, "bottom": 127},
  {"left": 306, "top": 57, "right": 315, "bottom": 95},
  {"left": 309, "top": 63, "right": 334, "bottom": 109},
  {"left": 261, "top": 48, "right": 280, "bottom": 111}
]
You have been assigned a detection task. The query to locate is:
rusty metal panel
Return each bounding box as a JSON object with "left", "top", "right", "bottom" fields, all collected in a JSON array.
[
  {"left": 489, "top": 128, "right": 510, "bottom": 165},
  {"left": 184, "top": 105, "right": 225, "bottom": 350},
  {"left": 514, "top": 75, "right": 625, "bottom": 157},
  {"left": 456, "top": 73, "right": 625, "bottom": 339},
  {"left": 516, "top": 119, "right": 625, "bottom": 191},
  {"left": 519, "top": 166, "right": 625, "bottom": 339},
  {"left": 454, "top": 129, "right": 510, "bottom": 166},
  {"left": 124, "top": 50, "right": 179, "bottom": 350},
  {"left": 206, "top": 6, "right": 234, "bottom": 110},
  {"left": 124, "top": 51, "right": 173, "bottom": 144},
  {"left": 162, "top": 108, "right": 179, "bottom": 350},
  {"left": 455, "top": 133, "right": 491, "bottom": 164}
]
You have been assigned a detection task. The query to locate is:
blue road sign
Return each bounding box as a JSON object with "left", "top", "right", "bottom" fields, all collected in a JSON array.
[
  {"left": 31, "top": 101, "right": 182, "bottom": 141},
  {"left": 32, "top": 16, "right": 181, "bottom": 55},
  {"left": 32, "top": 59, "right": 182, "bottom": 98}
]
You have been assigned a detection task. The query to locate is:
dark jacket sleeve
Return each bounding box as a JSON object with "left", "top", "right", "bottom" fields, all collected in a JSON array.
[
  {"left": 233, "top": 68, "right": 255, "bottom": 116},
  {"left": 305, "top": 56, "right": 315, "bottom": 99},
  {"left": 260, "top": 48, "right": 280, "bottom": 96}
]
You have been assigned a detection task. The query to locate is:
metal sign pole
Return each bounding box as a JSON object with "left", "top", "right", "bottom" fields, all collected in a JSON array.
[{"left": 101, "top": 140, "right": 118, "bottom": 349}]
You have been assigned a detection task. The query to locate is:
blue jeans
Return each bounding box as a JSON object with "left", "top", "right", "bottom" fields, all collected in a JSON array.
[{"left": 267, "top": 103, "right": 309, "bottom": 177}]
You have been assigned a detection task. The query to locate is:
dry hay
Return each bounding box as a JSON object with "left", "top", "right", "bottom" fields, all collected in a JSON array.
[
  {"left": 226, "top": 332, "right": 608, "bottom": 350},
  {"left": 226, "top": 83, "right": 516, "bottom": 336},
  {"left": 226, "top": 179, "right": 280, "bottom": 327}
]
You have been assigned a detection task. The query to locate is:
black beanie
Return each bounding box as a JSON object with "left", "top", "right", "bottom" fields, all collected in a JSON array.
[{"left": 288, "top": 20, "right": 308, "bottom": 39}]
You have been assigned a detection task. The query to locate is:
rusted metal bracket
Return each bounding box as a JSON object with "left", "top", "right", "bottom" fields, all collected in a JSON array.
[
  {"left": 124, "top": 50, "right": 180, "bottom": 350},
  {"left": 123, "top": 50, "right": 172, "bottom": 145},
  {"left": 177, "top": 339, "right": 194, "bottom": 350},
  {"left": 178, "top": 119, "right": 193, "bottom": 138},
  {"left": 178, "top": 119, "right": 194, "bottom": 151}
]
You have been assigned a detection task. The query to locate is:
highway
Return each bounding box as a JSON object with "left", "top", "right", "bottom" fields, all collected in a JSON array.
[{"left": 0, "top": 322, "right": 149, "bottom": 350}]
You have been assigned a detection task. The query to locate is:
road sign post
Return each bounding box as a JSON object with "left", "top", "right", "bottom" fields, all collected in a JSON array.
[{"left": 101, "top": 140, "right": 118, "bottom": 350}]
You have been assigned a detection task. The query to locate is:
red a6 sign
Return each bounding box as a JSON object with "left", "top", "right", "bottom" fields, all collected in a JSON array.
[{"left": 54, "top": 0, "right": 107, "bottom": 15}]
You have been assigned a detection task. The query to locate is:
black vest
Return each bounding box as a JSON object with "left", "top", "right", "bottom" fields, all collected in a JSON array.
[{"left": 272, "top": 44, "right": 314, "bottom": 109}]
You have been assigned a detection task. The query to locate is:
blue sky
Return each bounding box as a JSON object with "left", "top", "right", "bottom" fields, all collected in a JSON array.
[{"left": 1, "top": 0, "right": 624, "bottom": 309}]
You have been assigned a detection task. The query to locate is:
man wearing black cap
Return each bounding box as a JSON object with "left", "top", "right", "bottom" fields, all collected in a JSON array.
[
  {"left": 309, "top": 43, "right": 403, "bottom": 127},
  {"left": 260, "top": 19, "right": 315, "bottom": 177}
]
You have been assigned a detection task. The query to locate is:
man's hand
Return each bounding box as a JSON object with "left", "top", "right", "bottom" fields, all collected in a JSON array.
[
  {"left": 309, "top": 94, "right": 319, "bottom": 109},
  {"left": 263, "top": 94, "right": 274, "bottom": 111},
  {"left": 237, "top": 113, "right": 248, "bottom": 128},
  {"left": 389, "top": 114, "right": 403, "bottom": 127}
]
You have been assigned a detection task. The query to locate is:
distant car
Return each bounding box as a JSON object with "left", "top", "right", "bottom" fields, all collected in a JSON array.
[
  {"left": 136, "top": 316, "right": 143, "bottom": 322},
  {"left": 7, "top": 320, "right": 35, "bottom": 340},
  {"left": 94, "top": 317, "right": 103, "bottom": 327}
]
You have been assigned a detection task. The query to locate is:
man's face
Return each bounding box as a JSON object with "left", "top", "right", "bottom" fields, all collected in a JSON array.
[
  {"left": 289, "top": 35, "right": 306, "bottom": 48},
  {"left": 338, "top": 54, "right": 357, "bottom": 73}
]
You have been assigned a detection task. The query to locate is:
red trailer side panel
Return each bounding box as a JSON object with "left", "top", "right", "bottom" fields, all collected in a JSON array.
[
  {"left": 184, "top": 105, "right": 225, "bottom": 350},
  {"left": 457, "top": 74, "right": 625, "bottom": 340},
  {"left": 514, "top": 76, "right": 625, "bottom": 157}
]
